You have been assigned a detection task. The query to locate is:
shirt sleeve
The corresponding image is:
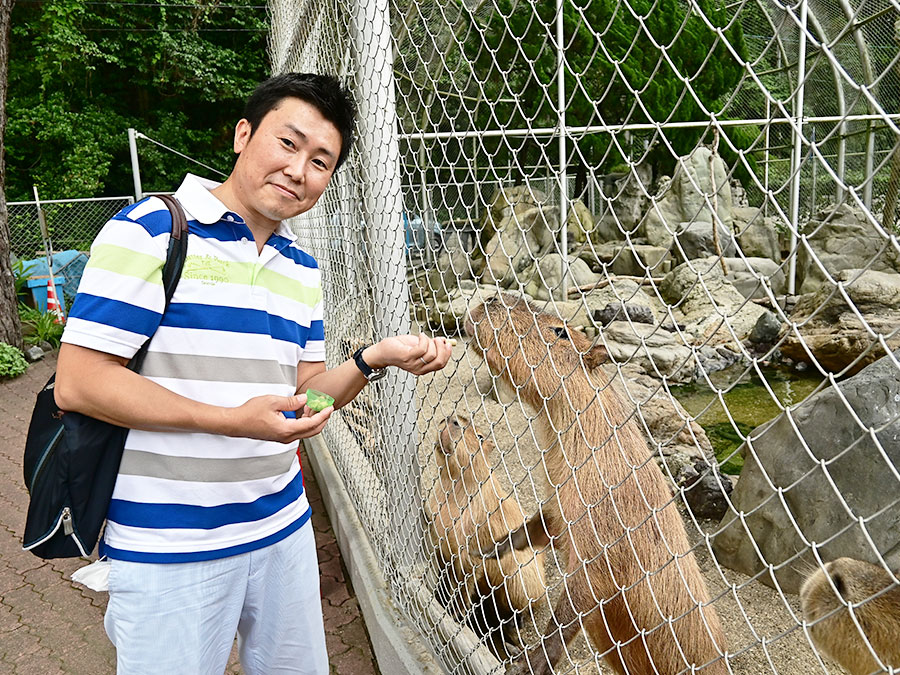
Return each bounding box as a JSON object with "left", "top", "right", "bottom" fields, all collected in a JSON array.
[
  {"left": 299, "top": 266, "right": 326, "bottom": 363},
  {"left": 61, "top": 201, "right": 170, "bottom": 360}
]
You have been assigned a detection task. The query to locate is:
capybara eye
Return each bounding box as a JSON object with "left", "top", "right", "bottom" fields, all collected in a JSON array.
[
  {"left": 549, "top": 326, "right": 569, "bottom": 340},
  {"left": 832, "top": 572, "right": 845, "bottom": 597}
]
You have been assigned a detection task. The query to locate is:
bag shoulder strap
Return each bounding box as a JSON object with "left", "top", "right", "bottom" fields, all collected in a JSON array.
[{"left": 128, "top": 195, "right": 189, "bottom": 373}]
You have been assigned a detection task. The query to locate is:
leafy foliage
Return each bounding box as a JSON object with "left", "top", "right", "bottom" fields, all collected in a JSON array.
[
  {"left": 460, "top": 0, "right": 749, "bottom": 176},
  {"left": 19, "top": 303, "right": 65, "bottom": 348},
  {"left": 6, "top": 0, "right": 270, "bottom": 200},
  {"left": 0, "top": 342, "right": 28, "bottom": 379}
]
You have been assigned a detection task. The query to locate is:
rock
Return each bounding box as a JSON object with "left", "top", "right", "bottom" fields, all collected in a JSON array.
[
  {"left": 796, "top": 203, "right": 900, "bottom": 294},
  {"left": 426, "top": 248, "right": 474, "bottom": 297},
  {"left": 674, "top": 220, "right": 737, "bottom": 261},
  {"left": 682, "top": 461, "right": 734, "bottom": 520},
  {"left": 428, "top": 284, "right": 502, "bottom": 334},
  {"left": 523, "top": 254, "right": 599, "bottom": 300},
  {"left": 733, "top": 207, "right": 781, "bottom": 263},
  {"left": 660, "top": 257, "right": 768, "bottom": 346},
  {"left": 599, "top": 244, "right": 672, "bottom": 277},
  {"left": 573, "top": 281, "right": 666, "bottom": 328},
  {"left": 480, "top": 185, "right": 549, "bottom": 247},
  {"left": 595, "top": 302, "right": 655, "bottom": 326},
  {"left": 695, "top": 345, "right": 742, "bottom": 376},
  {"left": 482, "top": 206, "right": 559, "bottom": 288},
  {"left": 592, "top": 165, "right": 652, "bottom": 243},
  {"left": 24, "top": 345, "right": 44, "bottom": 362},
  {"left": 620, "top": 371, "right": 713, "bottom": 460},
  {"left": 779, "top": 269, "right": 900, "bottom": 375},
  {"left": 566, "top": 199, "right": 595, "bottom": 245},
  {"left": 642, "top": 147, "right": 734, "bottom": 252},
  {"left": 38, "top": 340, "right": 54, "bottom": 353},
  {"left": 713, "top": 350, "right": 900, "bottom": 593},
  {"left": 722, "top": 256, "right": 786, "bottom": 300},
  {"left": 749, "top": 311, "right": 782, "bottom": 345},
  {"left": 601, "top": 321, "right": 695, "bottom": 381}
]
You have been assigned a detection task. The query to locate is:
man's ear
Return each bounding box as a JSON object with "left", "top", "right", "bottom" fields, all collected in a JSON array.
[
  {"left": 234, "top": 119, "right": 252, "bottom": 154},
  {"left": 584, "top": 344, "right": 609, "bottom": 370}
]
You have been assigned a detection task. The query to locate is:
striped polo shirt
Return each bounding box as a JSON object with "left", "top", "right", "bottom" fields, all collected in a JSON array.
[{"left": 61, "top": 174, "right": 324, "bottom": 563}]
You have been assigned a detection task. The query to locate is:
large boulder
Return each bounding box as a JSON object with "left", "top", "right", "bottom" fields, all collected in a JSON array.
[
  {"left": 591, "top": 242, "right": 672, "bottom": 277},
  {"left": 779, "top": 269, "right": 900, "bottom": 375},
  {"left": 592, "top": 165, "right": 652, "bottom": 243},
  {"left": 566, "top": 198, "right": 596, "bottom": 245},
  {"left": 523, "top": 254, "right": 599, "bottom": 300},
  {"left": 796, "top": 203, "right": 900, "bottom": 294},
  {"left": 713, "top": 350, "right": 900, "bottom": 593},
  {"left": 659, "top": 257, "right": 768, "bottom": 346},
  {"left": 601, "top": 321, "right": 695, "bottom": 381},
  {"left": 733, "top": 207, "right": 781, "bottom": 263},
  {"left": 722, "top": 256, "right": 787, "bottom": 300},
  {"left": 641, "top": 147, "right": 734, "bottom": 254},
  {"left": 480, "top": 185, "right": 549, "bottom": 247},
  {"left": 482, "top": 206, "right": 559, "bottom": 287}
]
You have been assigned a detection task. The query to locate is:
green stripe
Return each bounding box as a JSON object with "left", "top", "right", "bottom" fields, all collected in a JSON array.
[
  {"left": 86, "top": 244, "right": 163, "bottom": 284},
  {"left": 141, "top": 352, "right": 297, "bottom": 386},
  {"left": 180, "top": 256, "right": 320, "bottom": 307}
]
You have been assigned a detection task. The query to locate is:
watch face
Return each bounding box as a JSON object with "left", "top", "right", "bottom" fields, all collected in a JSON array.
[{"left": 368, "top": 368, "right": 387, "bottom": 382}]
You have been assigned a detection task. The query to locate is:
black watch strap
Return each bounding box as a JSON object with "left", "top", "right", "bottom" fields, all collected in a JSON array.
[{"left": 353, "top": 346, "right": 387, "bottom": 382}]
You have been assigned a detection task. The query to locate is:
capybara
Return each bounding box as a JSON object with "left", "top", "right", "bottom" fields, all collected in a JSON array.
[
  {"left": 426, "top": 414, "right": 547, "bottom": 649},
  {"left": 464, "top": 294, "right": 727, "bottom": 674},
  {"left": 800, "top": 557, "right": 900, "bottom": 674}
]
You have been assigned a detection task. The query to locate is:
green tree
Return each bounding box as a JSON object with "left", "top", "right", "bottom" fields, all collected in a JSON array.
[
  {"left": 6, "top": 0, "right": 270, "bottom": 200},
  {"left": 1, "top": 0, "right": 23, "bottom": 348},
  {"left": 461, "top": 0, "right": 749, "bottom": 178}
]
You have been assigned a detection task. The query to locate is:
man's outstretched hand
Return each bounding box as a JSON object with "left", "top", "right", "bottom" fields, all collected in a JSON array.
[{"left": 364, "top": 334, "right": 453, "bottom": 375}]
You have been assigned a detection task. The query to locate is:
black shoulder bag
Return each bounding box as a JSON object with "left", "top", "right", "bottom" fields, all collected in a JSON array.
[{"left": 22, "top": 194, "right": 189, "bottom": 559}]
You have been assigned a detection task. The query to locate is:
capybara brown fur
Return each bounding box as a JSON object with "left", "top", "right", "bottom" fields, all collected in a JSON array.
[
  {"left": 426, "top": 414, "right": 547, "bottom": 647},
  {"left": 800, "top": 557, "right": 900, "bottom": 674},
  {"left": 464, "top": 294, "right": 727, "bottom": 674}
]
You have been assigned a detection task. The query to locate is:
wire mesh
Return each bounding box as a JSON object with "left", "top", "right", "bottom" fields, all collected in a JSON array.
[{"left": 270, "top": 0, "right": 900, "bottom": 671}]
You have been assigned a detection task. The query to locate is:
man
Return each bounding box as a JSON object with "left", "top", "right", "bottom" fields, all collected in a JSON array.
[{"left": 54, "top": 73, "right": 451, "bottom": 674}]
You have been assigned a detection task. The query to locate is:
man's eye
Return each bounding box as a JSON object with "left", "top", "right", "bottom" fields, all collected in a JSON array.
[
  {"left": 313, "top": 158, "right": 329, "bottom": 169},
  {"left": 280, "top": 138, "right": 295, "bottom": 149}
]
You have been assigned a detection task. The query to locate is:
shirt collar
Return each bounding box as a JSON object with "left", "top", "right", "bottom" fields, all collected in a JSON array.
[{"left": 172, "top": 173, "right": 298, "bottom": 242}]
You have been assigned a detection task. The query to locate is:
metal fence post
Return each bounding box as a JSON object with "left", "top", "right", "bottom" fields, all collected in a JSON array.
[{"left": 128, "top": 128, "right": 143, "bottom": 202}]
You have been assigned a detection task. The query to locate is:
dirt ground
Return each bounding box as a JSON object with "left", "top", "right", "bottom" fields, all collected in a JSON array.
[{"left": 415, "top": 336, "right": 847, "bottom": 675}]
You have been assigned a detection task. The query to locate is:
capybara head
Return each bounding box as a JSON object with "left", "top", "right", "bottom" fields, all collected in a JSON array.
[
  {"left": 801, "top": 557, "right": 900, "bottom": 673},
  {"left": 464, "top": 294, "right": 608, "bottom": 401},
  {"left": 436, "top": 414, "right": 491, "bottom": 480}
]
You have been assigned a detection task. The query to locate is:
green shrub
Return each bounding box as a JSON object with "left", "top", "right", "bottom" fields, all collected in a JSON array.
[
  {"left": 21, "top": 310, "right": 65, "bottom": 348},
  {"left": 0, "top": 342, "right": 28, "bottom": 379},
  {"left": 12, "top": 259, "right": 36, "bottom": 298}
]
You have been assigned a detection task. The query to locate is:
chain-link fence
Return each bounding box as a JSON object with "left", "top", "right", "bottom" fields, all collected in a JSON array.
[
  {"left": 8, "top": 197, "right": 134, "bottom": 262},
  {"left": 271, "top": 0, "right": 900, "bottom": 672}
]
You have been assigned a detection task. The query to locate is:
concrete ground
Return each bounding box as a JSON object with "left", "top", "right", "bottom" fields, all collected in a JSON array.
[{"left": 0, "top": 353, "right": 380, "bottom": 674}]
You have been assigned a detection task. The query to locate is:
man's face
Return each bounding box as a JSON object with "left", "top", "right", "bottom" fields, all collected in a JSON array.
[{"left": 230, "top": 97, "right": 342, "bottom": 228}]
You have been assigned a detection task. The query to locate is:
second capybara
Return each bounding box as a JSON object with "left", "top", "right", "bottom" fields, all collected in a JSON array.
[
  {"left": 426, "top": 414, "right": 546, "bottom": 648},
  {"left": 465, "top": 294, "right": 727, "bottom": 674},
  {"left": 800, "top": 557, "right": 900, "bottom": 674}
]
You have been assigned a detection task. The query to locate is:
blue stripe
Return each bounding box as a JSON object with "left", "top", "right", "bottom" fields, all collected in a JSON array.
[
  {"left": 111, "top": 199, "right": 174, "bottom": 238},
  {"left": 278, "top": 242, "right": 319, "bottom": 268},
  {"left": 101, "top": 509, "right": 312, "bottom": 563},
  {"left": 189, "top": 219, "right": 253, "bottom": 243},
  {"left": 68, "top": 294, "right": 163, "bottom": 338},
  {"left": 161, "top": 303, "right": 321, "bottom": 346},
  {"left": 108, "top": 469, "right": 305, "bottom": 530}
]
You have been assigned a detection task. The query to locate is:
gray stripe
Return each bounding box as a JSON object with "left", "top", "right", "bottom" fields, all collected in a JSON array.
[
  {"left": 140, "top": 352, "right": 297, "bottom": 386},
  {"left": 119, "top": 448, "right": 298, "bottom": 482}
]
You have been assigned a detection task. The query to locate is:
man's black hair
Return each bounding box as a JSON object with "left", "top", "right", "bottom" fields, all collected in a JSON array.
[{"left": 243, "top": 73, "right": 357, "bottom": 171}]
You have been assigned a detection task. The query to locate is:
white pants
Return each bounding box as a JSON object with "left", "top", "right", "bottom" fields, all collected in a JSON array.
[{"left": 104, "top": 521, "right": 328, "bottom": 675}]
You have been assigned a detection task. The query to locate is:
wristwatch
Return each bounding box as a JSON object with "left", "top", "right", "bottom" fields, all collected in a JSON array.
[{"left": 352, "top": 346, "right": 387, "bottom": 382}]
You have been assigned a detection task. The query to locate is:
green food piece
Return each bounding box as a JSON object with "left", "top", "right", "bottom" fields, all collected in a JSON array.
[{"left": 305, "top": 388, "right": 334, "bottom": 412}]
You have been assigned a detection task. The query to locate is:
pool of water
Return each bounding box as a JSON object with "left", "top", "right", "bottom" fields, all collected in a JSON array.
[{"left": 670, "top": 364, "right": 824, "bottom": 474}]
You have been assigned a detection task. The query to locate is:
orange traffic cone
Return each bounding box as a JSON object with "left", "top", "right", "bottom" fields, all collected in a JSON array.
[{"left": 46, "top": 275, "right": 66, "bottom": 324}]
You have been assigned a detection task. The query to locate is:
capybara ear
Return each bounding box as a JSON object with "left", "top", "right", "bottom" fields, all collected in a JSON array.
[{"left": 584, "top": 344, "right": 609, "bottom": 370}]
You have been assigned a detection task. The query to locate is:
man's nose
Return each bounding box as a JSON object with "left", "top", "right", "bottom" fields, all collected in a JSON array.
[{"left": 283, "top": 156, "right": 306, "bottom": 182}]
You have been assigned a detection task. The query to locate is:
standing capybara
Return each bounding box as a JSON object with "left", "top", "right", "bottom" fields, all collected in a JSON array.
[
  {"left": 800, "top": 557, "right": 900, "bottom": 674},
  {"left": 464, "top": 295, "right": 727, "bottom": 674},
  {"left": 426, "top": 414, "right": 546, "bottom": 649}
]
